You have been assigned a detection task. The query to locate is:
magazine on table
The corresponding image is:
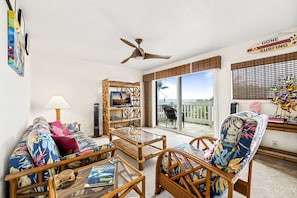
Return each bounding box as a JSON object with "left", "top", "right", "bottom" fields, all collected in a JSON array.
[{"left": 84, "top": 164, "right": 115, "bottom": 188}]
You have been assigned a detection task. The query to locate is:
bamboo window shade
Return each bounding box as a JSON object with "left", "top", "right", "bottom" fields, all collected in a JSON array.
[
  {"left": 155, "top": 64, "right": 190, "bottom": 79},
  {"left": 231, "top": 51, "right": 297, "bottom": 100},
  {"left": 143, "top": 56, "right": 221, "bottom": 82}
]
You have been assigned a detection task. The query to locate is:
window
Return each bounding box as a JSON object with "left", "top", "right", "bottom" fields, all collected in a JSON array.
[{"left": 231, "top": 52, "right": 297, "bottom": 100}]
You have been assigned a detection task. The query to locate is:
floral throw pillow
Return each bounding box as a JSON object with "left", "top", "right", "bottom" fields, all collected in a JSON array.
[{"left": 27, "top": 126, "right": 61, "bottom": 167}]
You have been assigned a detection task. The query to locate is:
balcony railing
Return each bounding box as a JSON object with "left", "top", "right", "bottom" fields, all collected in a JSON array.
[{"left": 157, "top": 100, "right": 214, "bottom": 126}]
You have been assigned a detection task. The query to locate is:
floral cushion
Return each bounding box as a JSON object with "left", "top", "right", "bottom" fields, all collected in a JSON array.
[
  {"left": 27, "top": 121, "right": 61, "bottom": 185},
  {"left": 67, "top": 131, "right": 98, "bottom": 151},
  {"left": 63, "top": 122, "right": 80, "bottom": 133},
  {"left": 27, "top": 125, "right": 61, "bottom": 166},
  {"left": 203, "top": 113, "right": 259, "bottom": 196},
  {"left": 62, "top": 143, "right": 114, "bottom": 168},
  {"left": 33, "top": 116, "right": 51, "bottom": 129},
  {"left": 8, "top": 126, "right": 47, "bottom": 194}
]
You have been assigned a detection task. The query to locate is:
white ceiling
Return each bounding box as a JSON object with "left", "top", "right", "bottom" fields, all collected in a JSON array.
[{"left": 17, "top": 0, "right": 297, "bottom": 71}]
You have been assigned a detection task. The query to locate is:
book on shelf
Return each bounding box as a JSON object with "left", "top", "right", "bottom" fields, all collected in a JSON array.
[
  {"left": 268, "top": 117, "right": 285, "bottom": 123},
  {"left": 84, "top": 164, "right": 115, "bottom": 188}
]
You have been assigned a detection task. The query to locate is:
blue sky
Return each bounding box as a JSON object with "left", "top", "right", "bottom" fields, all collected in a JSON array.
[{"left": 159, "top": 71, "right": 213, "bottom": 100}]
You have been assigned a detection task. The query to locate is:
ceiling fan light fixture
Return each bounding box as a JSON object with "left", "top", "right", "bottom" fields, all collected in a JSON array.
[
  {"left": 135, "top": 55, "right": 144, "bottom": 60},
  {"left": 133, "top": 48, "right": 144, "bottom": 60}
]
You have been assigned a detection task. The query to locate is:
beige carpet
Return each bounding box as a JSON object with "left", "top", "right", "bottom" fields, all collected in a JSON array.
[{"left": 92, "top": 128, "right": 297, "bottom": 198}]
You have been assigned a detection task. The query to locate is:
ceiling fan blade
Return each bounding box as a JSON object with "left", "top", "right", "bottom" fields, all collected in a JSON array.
[
  {"left": 120, "top": 38, "right": 137, "bottom": 48},
  {"left": 121, "top": 57, "right": 131, "bottom": 64},
  {"left": 144, "top": 53, "right": 171, "bottom": 59},
  {"left": 121, "top": 50, "right": 138, "bottom": 64}
]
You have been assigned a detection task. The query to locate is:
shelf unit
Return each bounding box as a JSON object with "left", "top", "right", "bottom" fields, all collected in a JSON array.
[
  {"left": 102, "top": 78, "right": 141, "bottom": 135},
  {"left": 257, "top": 122, "right": 297, "bottom": 163}
]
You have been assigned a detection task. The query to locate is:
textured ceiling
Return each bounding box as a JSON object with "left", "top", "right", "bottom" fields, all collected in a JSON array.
[{"left": 17, "top": 0, "right": 297, "bottom": 71}]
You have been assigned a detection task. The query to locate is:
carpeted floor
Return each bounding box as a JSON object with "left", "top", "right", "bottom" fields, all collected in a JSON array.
[{"left": 92, "top": 128, "right": 297, "bottom": 198}]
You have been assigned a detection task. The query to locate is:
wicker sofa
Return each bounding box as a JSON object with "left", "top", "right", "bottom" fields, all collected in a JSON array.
[
  {"left": 5, "top": 117, "right": 116, "bottom": 198},
  {"left": 155, "top": 111, "right": 268, "bottom": 198}
]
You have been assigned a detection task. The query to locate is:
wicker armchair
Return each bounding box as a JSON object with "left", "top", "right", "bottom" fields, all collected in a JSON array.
[
  {"left": 155, "top": 111, "right": 268, "bottom": 198},
  {"left": 162, "top": 105, "right": 184, "bottom": 128}
]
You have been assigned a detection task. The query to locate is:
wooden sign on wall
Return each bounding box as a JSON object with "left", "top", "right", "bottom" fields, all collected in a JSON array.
[{"left": 247, "top": 32, "right": 297, "bottom": 54}]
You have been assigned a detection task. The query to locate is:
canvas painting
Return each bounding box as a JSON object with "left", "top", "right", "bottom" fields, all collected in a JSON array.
[{"left": 8, "top": 10, "right": 25, "bottom": 76}]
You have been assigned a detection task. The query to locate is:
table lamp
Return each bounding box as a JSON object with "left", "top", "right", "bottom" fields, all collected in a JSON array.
[{"left": 46, "top": 96, "right": 70, "bottom": 121}]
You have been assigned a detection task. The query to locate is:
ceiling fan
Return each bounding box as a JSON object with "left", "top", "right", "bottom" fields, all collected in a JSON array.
[{"left": 120, "top": 38, "right": 171, "bottom": 64}]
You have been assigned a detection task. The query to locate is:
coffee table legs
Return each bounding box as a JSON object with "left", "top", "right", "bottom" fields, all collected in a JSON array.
[
  {"left": 137, "top": 142, "right": 145, "bottom": 170},
  {"left": 137, "top": 136, "right": 166, "bottom": 170}
]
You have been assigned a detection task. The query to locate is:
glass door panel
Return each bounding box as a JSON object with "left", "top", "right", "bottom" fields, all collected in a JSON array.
[
  {"left": 156, "top": 77, "right": 177, "bottom": 129},
  {"left": 181, "top": 71, "right": 214, "bottom": 136}
]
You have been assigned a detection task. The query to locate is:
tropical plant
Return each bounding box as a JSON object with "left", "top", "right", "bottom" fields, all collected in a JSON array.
[{"left": 157, "top": 80, "right": 169, "bottom": 101}]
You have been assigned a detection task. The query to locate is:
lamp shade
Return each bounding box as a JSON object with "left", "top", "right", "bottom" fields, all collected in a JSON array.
[{"left": 46, "top": 96, "right": 70, "bottom": 109}]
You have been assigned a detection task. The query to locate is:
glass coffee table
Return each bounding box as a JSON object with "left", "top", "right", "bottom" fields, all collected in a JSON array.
[
  {"left": 109, "top": 127, "right": 166, "bottom": 170},
  {"left": 49, "top": 155, "right": 145, "bottom": 198}
]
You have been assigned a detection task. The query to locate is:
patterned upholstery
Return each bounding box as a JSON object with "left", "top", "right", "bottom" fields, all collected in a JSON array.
[
  {"left": 8, "top": 117, "right": 114, "bottom": 196},
  {"left": 160, "top": 111, "right": 268, "bottom": 197},
  {"left": 62, "top": 131, "right": 114, "bottom": 168},
  {"left": 8, "top": 126, "right": 43, "bottom": 194},
  {"left": 63, "top": 122, "right": 80, "bottom": 133},
  {"left": 27, "top": 124, "right": 61, "bottom": 167}
]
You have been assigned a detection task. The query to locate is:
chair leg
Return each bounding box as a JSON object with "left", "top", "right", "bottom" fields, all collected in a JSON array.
[
  {"left": 246, "top": 160, "right": 253, "bottom": 198},
  {"left": 228, "top": 183, "right": 234, "bottom": 198}
]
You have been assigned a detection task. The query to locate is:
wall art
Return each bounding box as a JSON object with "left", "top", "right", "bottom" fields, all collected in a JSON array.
[
  {"left": 247, "top": 32, "right": 297, "bottom": 54},
  {"left": 7, "top": 10, "right": 25, "bottom": 76}
]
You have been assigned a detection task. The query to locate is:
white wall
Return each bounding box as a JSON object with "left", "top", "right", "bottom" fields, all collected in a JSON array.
[
  {"left": 146, "top": 27, "right": 297, "bottom": 153},
  {"left": 0, "top": 2, "right": 31, "bottom": 197},
  {"left": 30, "top": 54, "right": 142, "bottom": 136}
]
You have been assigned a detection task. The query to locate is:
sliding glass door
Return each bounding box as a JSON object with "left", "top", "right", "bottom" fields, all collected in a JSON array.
[{"left": 156, "top": 71, "right": 214, "bottom": 137}]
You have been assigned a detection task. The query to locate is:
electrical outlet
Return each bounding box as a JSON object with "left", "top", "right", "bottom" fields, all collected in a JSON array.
[{"left": 272, "top": 140, "right": 278, "bottom": 147}]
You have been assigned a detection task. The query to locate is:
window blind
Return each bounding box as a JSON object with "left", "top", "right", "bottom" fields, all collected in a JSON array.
[{"left": 232, "top": 52, "right": 297, "bottom": 100}]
